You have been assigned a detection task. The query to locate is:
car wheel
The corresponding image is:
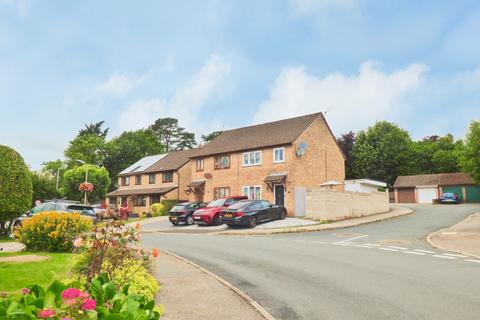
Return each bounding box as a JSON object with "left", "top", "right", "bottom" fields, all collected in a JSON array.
[
  {"left": 186, "top": 215, "right": 194, "bottom": 225},
  {"left": 171, "top": 221, "right": 179, "bottom": 226},
  {"left": 280, "top": 210, "right": 286, "bottom": 220},
  {"left": 213, "top": 215, "right": 222, "bottom": 226},
  {"left": 248, "top": 216, "right": 257, "bottom": 228}
]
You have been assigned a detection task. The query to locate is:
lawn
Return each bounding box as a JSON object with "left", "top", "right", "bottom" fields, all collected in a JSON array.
[{"left": 0, "top": 252, "right": 78, "bottom": 294}]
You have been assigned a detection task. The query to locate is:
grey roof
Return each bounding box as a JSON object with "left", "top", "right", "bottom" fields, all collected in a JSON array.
[
  {"left": 190, "top": 113, "right": 324, "bottom": 157},
  {"left": 107, "top": 186, "right": 177, "bottom": 196},
  {"left": 119, "top": 154, "right": 166, "bottom": 176},
  {"left": 394, "top": 173, "right": 475, "bottom": 188},
  {"left": 143, "top": 149, "right": 197, "bottom": 173}
]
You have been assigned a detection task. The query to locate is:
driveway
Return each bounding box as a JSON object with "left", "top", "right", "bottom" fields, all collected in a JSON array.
[
  {"left": 142, "top": 204, "right": 480, "bottom": 319},
  {"left": 141, "top": 217, "right": 317, "bottom": 234}
]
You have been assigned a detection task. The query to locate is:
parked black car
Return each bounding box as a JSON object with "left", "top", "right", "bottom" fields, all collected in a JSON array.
[
  {"left": 169, "top": 202, "right": 207, "bottom": 225},
  {"left": 14, "top": 200, "right": 97, "bottom": 227},
  {"left": 221, "top": 200, "right": 287, "bottom": 228}
]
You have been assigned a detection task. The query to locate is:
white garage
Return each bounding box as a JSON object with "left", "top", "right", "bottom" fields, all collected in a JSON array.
[{"left": 417, "top": 186, "right": 438, "bottom": 204}]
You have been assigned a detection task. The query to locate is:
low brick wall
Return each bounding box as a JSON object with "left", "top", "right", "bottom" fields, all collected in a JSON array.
[{"left": 305, "top": 188, "right": 390, "bottom": 220}]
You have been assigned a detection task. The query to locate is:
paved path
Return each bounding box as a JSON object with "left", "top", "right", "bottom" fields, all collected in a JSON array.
[
  {"left": 0, "top": 242, "right": 24, "bottom": 253},
  {"left": 142, "top": 204, "right": 480, "bottom": 320}
]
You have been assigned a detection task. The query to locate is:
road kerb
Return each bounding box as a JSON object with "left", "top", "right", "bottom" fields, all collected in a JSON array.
[
  {"left": 158, "top": 249, "right": 277, "bottom": 320},
  {"left": 426, "top": 212, "right": 480, "bottom": 259}
]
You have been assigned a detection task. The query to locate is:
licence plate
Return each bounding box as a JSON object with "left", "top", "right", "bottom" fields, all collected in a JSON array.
[
  {"left": 171, "top": 217, "right": 177, "bottom": 221},
  {"left": 223, "top": 213, "right": 233, "bottom": 218}
]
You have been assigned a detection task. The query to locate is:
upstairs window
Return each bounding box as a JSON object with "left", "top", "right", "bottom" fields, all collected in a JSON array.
[
  {"left": 135, "top": 175, "right": 142, "bottom": 185},
  {"left": 273, "top": 147, "right": 285, "bottom": 163},
  {"left": 122, "top": 176, "right": 130, "bottom": 186},
  {"left": 149, "top": 173, "right": 156, "bottom": 184},
  {"left": 243, "top": 151, "right": 262, "bottom": 166},
  {"left": 214, "top": 155, "right": 230, "bottom": 169},
  {"left": 162, "top": 171, "right": 174, "bottom": 183},
  {"left": 196, "top": 159, "right": 204, "bottom": 172}
]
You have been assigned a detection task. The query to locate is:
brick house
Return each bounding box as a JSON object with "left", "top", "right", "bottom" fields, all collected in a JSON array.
[
  {"left": 393, "top": 172, "right": 480, "bottom": 204},
  {"left": 187, "top": 113, "right": 345, "bottom": 215},
  {"left": 106, "top": 149, "right": 194, "bottom": 214}
]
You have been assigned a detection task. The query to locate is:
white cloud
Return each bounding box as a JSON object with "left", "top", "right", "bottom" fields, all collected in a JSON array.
[
  {"left": 117, "top": 54, "right": 231, "bottom": 134},
  {"left": 253, "top": 61, "right": 429, "bottom": 134},
  {"left": 96, "top": 73, "right": 149, "bottom": 99},
  {"left": 289, "top": 0, "right": 356, "bottom": 15}
]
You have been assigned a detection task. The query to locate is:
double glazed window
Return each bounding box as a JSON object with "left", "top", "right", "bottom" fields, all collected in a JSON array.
[
  {"left": 242, "top": 186, "right": 262, "bottom": 200},
  {"left": 162, "top": 171, "right": 174, "bottom": 183},
  {"left": 214, "top": 155, "right": 230, "bottom": 169},
  {"left": 273, "top": 147, "right": 285, "bottom": 163},
  {"left": 149, "top": 173, "right": 156, "bottom": 184},
  {"left": 122, "top": 176, "right": 130, "bottom": 186},
  {"left": 150, "top": 195, "right": 161, "bottom": 204},
  {"left": 135, "top": 196, "right": 146, "bottom": 207},
  {"left": 135, "top": 175, "right": 142, "bottom": 185},
  {"left": 196, "top": 159, "right": 204, "bottom": 171},
  {"left": 214, "top": 187, "right": 230, "bottom": 199},
  {"left": 243, "top": 151, "right": 261, "bottom": 166}
]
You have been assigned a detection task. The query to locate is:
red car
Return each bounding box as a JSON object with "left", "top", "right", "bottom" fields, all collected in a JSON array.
[{"left": 193, "top": 196, "right": 248, "bottom": 225}]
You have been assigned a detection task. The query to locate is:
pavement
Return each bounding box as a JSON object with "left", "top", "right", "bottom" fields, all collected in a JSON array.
[
  {"left": 142, "top": 204, "right": 480, "bottom": 320},
  {"left": 153, "top": 250, "right": 265, "bottom": 320},
  {"left": 428, "top": 211, "right": 480, "bottom": 257}
]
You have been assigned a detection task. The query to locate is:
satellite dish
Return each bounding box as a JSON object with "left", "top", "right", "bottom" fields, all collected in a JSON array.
[{"left": 296, "top": 141, "right": 308, "bottom": 157}]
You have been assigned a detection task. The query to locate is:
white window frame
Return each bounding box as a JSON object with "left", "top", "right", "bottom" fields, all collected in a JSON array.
[
  {"left": 242, "top": 150, "right": 262, "bottom": 167},
  {"left": 242, "top": 185, "right": 262, "bottom": 200},
  {"left": 273, "top": 147, "right": 285, "bottom": 163}
]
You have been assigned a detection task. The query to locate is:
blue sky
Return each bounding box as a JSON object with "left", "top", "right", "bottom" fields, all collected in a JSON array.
[{"left": 1, "top": 0, "right": 479, "bottom": 169}]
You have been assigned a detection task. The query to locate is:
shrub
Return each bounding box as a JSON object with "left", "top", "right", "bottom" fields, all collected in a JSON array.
[
  {"left": 150, "top": 200, "right": 176, "bottom": 216},
  {"left": 150, "top": 203, "right": 164, "bottom": 217},
  {"left": 15, "top": 212, "right": 92, "bottom": 252},
  {"left": 0, "top": 275, "right": 160, "bottom": 320},
  {"left": 0, "top": 145, "right": 32, "bottom": 237}
]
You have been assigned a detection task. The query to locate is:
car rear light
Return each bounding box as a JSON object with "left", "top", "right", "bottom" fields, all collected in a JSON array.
[{"left": 233, "top": 211, "right": 244, "bottom": 217}]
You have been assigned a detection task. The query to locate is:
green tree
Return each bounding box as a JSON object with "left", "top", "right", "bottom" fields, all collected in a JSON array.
[
  {"left": 412, "top": 134, "right": 462, "bottom": 174},
  {"left": 336, "top": 131, "right": 355, "bottom": 179},
  {"left": 41, "top": 159, "right": 67, "bottom": 190},
  {"left": 64, "top": 134, "right": 108, "bottom": 167},
  {"left": 201, "top": 130, "right": 223, "bottom": 144},
  {"left": 352, "top": 121, "right": 414, "bottom": 186},
  {"left": 104, "top": 129, "right": 165, "bottom": 190},
  {"left": 0, "top": 145, "right": 32, "bottom": 236},
  {"left": 460, "top": 121, "right": 480, "bottom": 183},
  {"left": 63, "top": 164, "right": 111, "bottom": 203},
  {"left": 30, "top": 171, "right": 62, "bottom": 203},
  {"left": 149, "top": 117, "right": 196, "bottom": 151},
  {"left": 79, "top": 120, "right": 109, "bottom": 138}
]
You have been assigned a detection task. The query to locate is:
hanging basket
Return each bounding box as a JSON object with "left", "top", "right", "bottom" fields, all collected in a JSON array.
[{"left": 79, "top": 182, "right": 94, "bottom": 192}]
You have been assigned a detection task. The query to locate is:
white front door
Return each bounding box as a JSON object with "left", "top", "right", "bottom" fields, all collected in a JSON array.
[{"left": 417, "top": 187, "right": 437, "bottom": 204}]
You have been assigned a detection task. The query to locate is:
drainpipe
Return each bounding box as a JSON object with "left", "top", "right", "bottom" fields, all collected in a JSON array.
[{"left": 175, "top": 171, "right": 180, "bottom": 201}]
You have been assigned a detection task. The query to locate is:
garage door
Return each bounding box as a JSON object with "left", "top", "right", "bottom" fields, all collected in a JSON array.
[
  {"left": 397, "top": 188, "right": 415, "bottom": 203},
  {"left": 417, "top": 187, "right": 437, "bottom": 204},
  {"left": 466, "top": 185, "right": 480, "bottom": 203},
  {"left": 442, "top": 186, "right": 463, "bottom": 201}
]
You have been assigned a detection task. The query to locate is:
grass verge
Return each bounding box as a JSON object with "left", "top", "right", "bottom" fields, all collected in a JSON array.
[{"left": 0, "top": 252, "right": 78, "bottom": 294}]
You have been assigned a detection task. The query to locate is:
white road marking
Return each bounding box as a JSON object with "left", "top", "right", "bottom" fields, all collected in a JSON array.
[
  {"left": 433, "top": 255, "right": 456, "bottom": 260},
  {"left": 333, "top": 235, "right": 368, "bottom": 244},
  {"left": 465, "top": 259, "right": 480, "bottom": 264},
  {"left": 388, "top": 246, "right": 408, "bottom": 250},
  {"left": 378, "top": 247, "right": 399, "bottom": 252},
  {"left": 414, "top": 249, "right": 435, "bottom": 254},
  {"left": 333, "top": 242, "right": 354, "bottom": 246},
  {"left": 363, "top": 243, "right": 380, "bottom": 247},
  {"left": 354, "top": 245, "right": 374, "bottom": 248},
  {"left": 443, "top": 253, "right": 468, "bottom": 258},
  {"left": 404, "top": 251, "right": 425, "bottom": 256}
]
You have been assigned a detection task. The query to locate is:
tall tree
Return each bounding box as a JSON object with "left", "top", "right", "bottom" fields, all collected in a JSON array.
[
  {"left": 201, "top": 130, "right": 223, "bottom": 144},
  {"left": 103, "top": 129, "right": 165, "bottom": 189},
  {"left": 30, "top": 171, "right": 62, "bottom": 203},
  {"left": 149, "top": 118, "right": 196, "bottom": 151},
  {"left": 412, "top": 134, "right": 462, "bottom": 174},
  {"left": 336, "top": 131, "right": 355, "bottom": 179},
  {"left": 460, "top": 121, "right": 480, "bottom": 183},
  {"left": 64, "top": 134, "right": 108, "bottom": 167},
  {"left": 79, "top": 121, "right": 109, "bottom": 139},
  {"left": 63, "top": 164, "right": 111, "bottom": 203},
  {"left": 352, "top": 121, "right": 414, "bottom": 186}
]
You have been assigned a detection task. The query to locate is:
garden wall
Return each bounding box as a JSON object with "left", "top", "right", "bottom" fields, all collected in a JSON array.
[{"left": 303, "top": 188, "right": 389, "bottom": 220}]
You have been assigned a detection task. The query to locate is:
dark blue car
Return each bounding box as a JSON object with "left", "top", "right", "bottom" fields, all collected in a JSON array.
[{"left": 439, "top": 192, "right": 460, "bottom": 204}]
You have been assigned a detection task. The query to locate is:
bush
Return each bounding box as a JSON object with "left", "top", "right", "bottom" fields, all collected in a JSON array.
[
  {"left": 0, "top": 275, "right": 160, "bottom": 320},
  {"left": 151, "top": 200, "right": 177, "bottom": 216},
  {"left": 150, "top": 203, "right": 164, "bottom": 217},
  {"left": 15, "top": 212, "right": 92, "bottom": 252},
  {"left": 0, "top": 145, "right": 32, "bottom": 237}
]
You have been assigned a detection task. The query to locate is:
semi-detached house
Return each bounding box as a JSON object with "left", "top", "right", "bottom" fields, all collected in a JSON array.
[{"left": 187, "top": 112, "right": 345, "bottom": 215}]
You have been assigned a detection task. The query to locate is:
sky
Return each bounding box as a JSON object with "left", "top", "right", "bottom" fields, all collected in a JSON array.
[{"left": 1, "top": 0, "right": 480, "bottom": 169}]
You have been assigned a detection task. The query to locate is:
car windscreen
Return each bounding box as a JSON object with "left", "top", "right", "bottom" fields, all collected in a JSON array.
[
  {"left": 207, "top": 199, "right": 227, "bottom": 207},
  {"left": 228, "top": 201, "right": 252, "bottom": 210},
  {"left": 171, "top": 205, "right": 187, "bottom": 212},
  {"left": 443, "top": 193, "right": 456, "bottom": 198}
]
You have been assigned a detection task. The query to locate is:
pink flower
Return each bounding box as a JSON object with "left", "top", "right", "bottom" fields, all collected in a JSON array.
[
  {"left": 21, "top": 288, "right": 30, "bottom": 295},
  {"left": 63, "top": 298, "right": 77, "bottom": 306},
  {"left": 73, "top": 238, "right": 84, "bottom": 248},
  {"left": 81, "top": 298, "right": 97, "bottom": 311},
  {"left": 61, "top": 288, "right": 82, "bottom": 300},
  {"left": 38, "top": 308, "right": 56, "bottom": 318}
]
